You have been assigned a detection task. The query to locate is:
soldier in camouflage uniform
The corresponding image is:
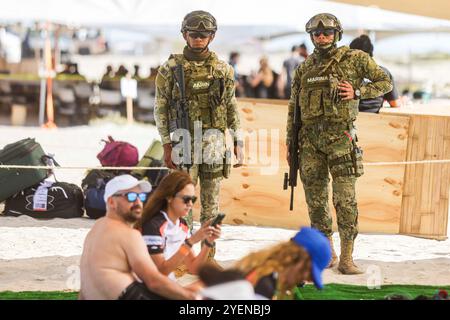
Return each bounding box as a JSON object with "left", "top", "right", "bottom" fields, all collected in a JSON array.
[
  {"left": 286, "top": 13, "right": 392, "bottom": 274},
  {"left": 154, "top": 11, "right": 243, "bottom": 260}
]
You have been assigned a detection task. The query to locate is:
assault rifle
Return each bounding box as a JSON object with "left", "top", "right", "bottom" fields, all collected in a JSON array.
[
  {"left": 283, "top": 98, "right": 301, "bottom": 211},
  {"left": 171, "top": 64, "right": 191, "bottom": 172}
]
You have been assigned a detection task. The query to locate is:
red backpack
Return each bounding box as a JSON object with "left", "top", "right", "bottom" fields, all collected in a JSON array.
[{"left": 97, "top": 136, "right": 139, "bottom": 167}]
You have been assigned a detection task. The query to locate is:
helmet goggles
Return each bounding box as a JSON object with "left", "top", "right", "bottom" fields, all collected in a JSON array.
[
  {"left": 305, "top": 13, "right": 342, "bottom": 33},
  {"left": 184, "top": 15, "right": 217, "bottom": 32}
]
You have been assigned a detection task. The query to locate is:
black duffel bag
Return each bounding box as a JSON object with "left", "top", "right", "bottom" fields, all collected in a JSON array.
[
  {"left": 81, "top": 169, "right": 117, "bottom": 219},
  {"left": 3, "top": 181, "right": 84, "bottom": 219}
]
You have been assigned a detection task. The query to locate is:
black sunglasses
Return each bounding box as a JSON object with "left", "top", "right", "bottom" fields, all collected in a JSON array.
[
  {"left": 187, "top": 32, "right": 211, "bottom": 39},
  {"left": 176, "top": 194, "right": 198, "bottom": 204},
  {"left": 312, "top": 29, "right": 334, "bottom": 37},
  {"left": 113, "top": 192, "right": 148, "bottom": 203}
]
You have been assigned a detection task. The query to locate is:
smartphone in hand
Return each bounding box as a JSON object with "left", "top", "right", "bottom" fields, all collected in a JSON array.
[{"left": 210, "top": 213, "right": 226, "bottom": 227}]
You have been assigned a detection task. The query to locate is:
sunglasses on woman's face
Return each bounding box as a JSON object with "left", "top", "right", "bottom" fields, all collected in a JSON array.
[
  {"left": 176, "top": 194, "right": 198, "bottom": 204},
  {"left": 113, "top": 192, "right": 148, "bottom": 203},
  {"left": 312, "top": 29, "right": 334, "bottom": 37}
]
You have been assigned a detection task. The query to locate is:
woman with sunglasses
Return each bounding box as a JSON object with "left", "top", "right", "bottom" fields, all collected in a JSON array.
[{"left": 137, "top": 171, "right": 221, "bottom": 280}]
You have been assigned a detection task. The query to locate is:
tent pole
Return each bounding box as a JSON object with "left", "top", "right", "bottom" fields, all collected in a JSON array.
[
  {"left": 38, "top": 27, "right": 46, "bottom": 126},
  {"left": 43, "top": 22, "right": 57, "bottom": 129}
]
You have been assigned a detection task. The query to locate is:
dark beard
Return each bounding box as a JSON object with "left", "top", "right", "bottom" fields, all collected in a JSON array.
[
  {"left": 123, "top": 213, "right": 139, "bottom": 224},
  {"left": 120, "top": 205, "right": 142, "bottom": 225}
]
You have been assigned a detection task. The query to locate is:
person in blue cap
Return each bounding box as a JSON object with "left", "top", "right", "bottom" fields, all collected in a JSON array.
[{"left": 233, "top": 227, "right": 331, "bottom": 299}]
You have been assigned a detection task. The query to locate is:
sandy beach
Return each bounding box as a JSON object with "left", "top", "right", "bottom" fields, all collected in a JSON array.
[
  {"left": 0, "top": 122, "right": 449, "bottom": 293},
  {"left": 1, "top": 215, "right": 449, "bottom": 292}
]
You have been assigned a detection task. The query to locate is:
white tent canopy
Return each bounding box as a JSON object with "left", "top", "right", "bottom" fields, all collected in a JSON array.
[
  {"left": 333, "top": 0, "right": 450, "bottom": 21},
  {"left": 1, "top": 0, "right": 450, "bottom": 32}
]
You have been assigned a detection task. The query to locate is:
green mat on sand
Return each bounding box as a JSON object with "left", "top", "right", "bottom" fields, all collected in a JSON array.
[
  {"left": 1, "top": 284, "right": 448, "bottom": 300},
  {"left": 293, "top": 284, "right": 449, "bottom": 300}
]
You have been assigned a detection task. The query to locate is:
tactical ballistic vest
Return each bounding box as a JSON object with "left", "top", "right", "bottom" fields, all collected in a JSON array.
[
  {"left": 299, "top": 46, "right": 359, "bottom": 124},
  {"left": 168, "top": 53, "right": 227, "bottom": 133}
]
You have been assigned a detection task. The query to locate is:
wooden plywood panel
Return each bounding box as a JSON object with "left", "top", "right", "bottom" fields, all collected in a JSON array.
[
  {"left": 380, "top": 102, "right": 450, "bottom": 117},
  {"left": 192, "top": 100, "right": 410, "bottom": 234},
  {"left": 400, "top": 115, "right": 450, "bottom": 240},
  {"left": 353, "top": 113, "right": 409, "bottom": 234}
]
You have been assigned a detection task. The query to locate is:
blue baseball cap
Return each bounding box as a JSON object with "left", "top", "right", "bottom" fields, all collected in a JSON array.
[{"left": 292, "top": 227, "right": 331, "bottom": 289}]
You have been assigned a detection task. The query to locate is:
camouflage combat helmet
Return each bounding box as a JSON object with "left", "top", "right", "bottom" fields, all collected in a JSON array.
[
  {"left": 305, "top": 13, "right": 343, "bottom": 41},
  {"left": 181, "top": 10, "right": 217, "bottom": 33}
]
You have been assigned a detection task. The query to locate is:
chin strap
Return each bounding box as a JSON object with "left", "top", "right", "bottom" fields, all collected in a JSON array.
[
  {"left": 183, "top": 44, "right": 212, "bottom": 61},
  {"left": 185, "top": 34, "right": 213, "bottom": 53},
  {"left": 187, "top": 42, "right": 207, "bottom": 53},
  {"left": 310, "top": 30, "right": 339, "bottom": 55},
  {"left": 186, "top": 38, "right": 212, "bottom": 53}
]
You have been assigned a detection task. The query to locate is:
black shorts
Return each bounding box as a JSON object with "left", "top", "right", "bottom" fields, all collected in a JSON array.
[{"left": 117, "top": 281, "right": 168, "bottom": 300}]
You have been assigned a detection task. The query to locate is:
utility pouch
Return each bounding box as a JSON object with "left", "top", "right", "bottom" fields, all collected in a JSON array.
[
  {"left": 222, "top": 149, "right": 232, "bottom": 179},
  {"left": 208, "top": 79, "right": 223, "bottom": 108},
  {"left": 352, "top": 146, "right": 364, "bottom": 177}
]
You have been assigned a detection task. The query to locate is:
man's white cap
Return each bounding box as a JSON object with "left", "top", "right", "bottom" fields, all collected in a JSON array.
[{"left": 104, "top": 174, "right": 152, "bottom": 202}]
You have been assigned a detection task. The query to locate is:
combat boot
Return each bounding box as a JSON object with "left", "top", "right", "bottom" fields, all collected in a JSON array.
[
  {"left": 337, "top": 239, "right": 364, "bottom": 275},
  {"left": 327, "top": 236, "right": 338, "bottom": 268}
]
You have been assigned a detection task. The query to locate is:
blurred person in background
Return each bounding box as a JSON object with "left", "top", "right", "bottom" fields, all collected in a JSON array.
[
  {"left": 299, "top": 43, "right": 309, "bottom": 60},
  {"left": 133, "top": 64, "right": 142, "bottom": 81},
  {"left": 100, "top": 65, "right": 115, "bottom": 89},
  {"left": 349, "top": 35, "right": 400, "bottom": 113},
  {"left": 229, "top": 51, "right": 244, "bottom": 97},
  {"left": 279, "top": 45, "right": 304, "bottom": 99},
  {"left": 69, "top": 63, "right": 85, "bottom": 80},
  {"left": 102, "top": 65, "right": 114, "bottom": 80},
  {"left": 249, "top": 56, "right": 275, "bottom": 99},
  {"left": 116, "top": 65, "right": 129, "bottom": 78}
]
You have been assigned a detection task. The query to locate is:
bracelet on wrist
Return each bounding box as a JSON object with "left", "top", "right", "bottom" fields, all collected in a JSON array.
[
  {"left": 184, "top": 238, "right": 193, "bottom": 248},
  {"left": 204, "top": 240, "right": 215, "bottom": 248}
]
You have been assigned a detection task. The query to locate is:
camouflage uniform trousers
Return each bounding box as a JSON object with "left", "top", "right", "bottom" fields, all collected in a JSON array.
[
  {"left": 181, "top": 164, "right": 222, "bottom": 231},
  {"left": 298, "top": 123, "right": 363, "bottom": 241}
]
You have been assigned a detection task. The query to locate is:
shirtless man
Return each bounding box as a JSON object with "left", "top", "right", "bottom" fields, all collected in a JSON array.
[{"left": 79, "top": 174, "right": 197, "bottom": 300}]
